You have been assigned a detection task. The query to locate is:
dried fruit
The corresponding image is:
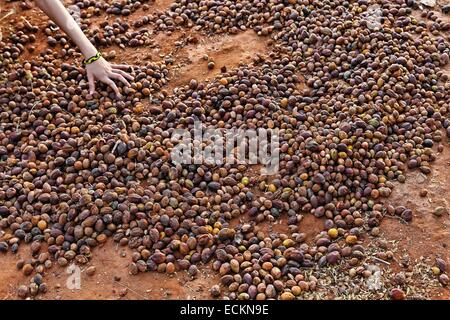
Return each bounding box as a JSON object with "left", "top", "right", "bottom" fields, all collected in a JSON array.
[
  {"left": 86, "top": 266, "right": 96, "bottom": 276},
  {"left": 390, "top": 288, "right": 406, "bottom": 300},
  {"left": 17, "top": 285, "right": 29, "bottom": 299},
  {"left": 327, "top": 228, "right": 338, "bottom": 239},
  {"left": 210, "top": 285, "right": 221, "bottom": 298},
  {"left": 0, "top": 0, "right": 449, "bottom": 301}
]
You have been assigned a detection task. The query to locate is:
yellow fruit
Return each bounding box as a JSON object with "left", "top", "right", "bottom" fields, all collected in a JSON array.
[
  {"left": 71, "top": 127, "right": 80, "bottom": 134},
  {"left": 280, "top": 292, "right": 295, "bottom": 300},
  {"left": 328, "top": 228, "right": 338, "bottom": 239},
  {"left": 291, "top": 286, "right": 302, "bottom": 296},
  {"left": 268, "top": 184, "right": 277, "bottom": 193},
  {"left": 37, "top": 220, "right": 47, "bottom": 231},
  {"left": 345, "top": 235, "right": 358, "bottom": 245},
  {"left": 134, "top": 104, "right": 143, "bottom": 114},
  {"left": 283, "top": 239, "right": 295, "bottom": 247},
  {"left": 31, "top": 216, "right": 40, "bottom": 226},
  {"left": 432, "top": 267, "right": 441, "bottom": 275},
  {"left": 338, "top": 151, "right": 348, "bottom": 158}
]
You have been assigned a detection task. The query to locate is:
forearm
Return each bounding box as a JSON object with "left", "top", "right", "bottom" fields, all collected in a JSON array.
[{"left": 35, "top": 0, "right": 97, "bottom": 58}]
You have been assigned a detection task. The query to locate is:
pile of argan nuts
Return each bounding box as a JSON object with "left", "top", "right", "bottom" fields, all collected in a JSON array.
[{"left": 0, "top": 0, "right": 449, "bottom": 300}]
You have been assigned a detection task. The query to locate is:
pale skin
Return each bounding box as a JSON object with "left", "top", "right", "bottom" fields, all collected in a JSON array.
[{"left": 35, "top": 0, "right": 134, "bottom": 98}]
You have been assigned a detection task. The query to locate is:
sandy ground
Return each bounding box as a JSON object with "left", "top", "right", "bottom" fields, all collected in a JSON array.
[{"left": 0, "top": 0, "right": 449, "bottom": 300}]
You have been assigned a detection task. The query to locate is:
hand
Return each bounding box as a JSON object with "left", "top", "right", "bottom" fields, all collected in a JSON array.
[{"left": 85, "top": 57, "right": 134, "bottom": 99}]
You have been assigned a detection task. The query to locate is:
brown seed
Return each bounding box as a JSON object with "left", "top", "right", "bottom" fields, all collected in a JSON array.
[
  {"left": 262, "top": 262, "right": 273, "bottom": 271},
  {"left": 22, "top": 264, "right": 34, "bottom": 276},
  {"left": 86, "top": 266, "right": 96, "bottom": 276},
  {"left": 436, "top": 258, "right": 447, "bottom": 273},
  {"left": 326, "top": 251, "right": 341, "bottom": 265},
  {"left": 166, "top": 262, "right": 175, "bottom": 274},
  {"left": 210, "top": 285, "right": 221, "bottom": 297},
  {"left": 345, "top": 235, "right": 358, "bottom": 245},
  {"left": 1, "top": 0, "right": 450, "bottom": 302},
  {"left": 188, "top": 265, "right": 198, "bottom": 277},
  {"left": 142, "top": 88, "right": 151, "bottom": 96},
  {"left": 0, "top": 242, "right": 8, "bottom": 253},
  {"left": 230, "top": 259, "right": 240, "bottom": 273},
  {"left": 57, "top": 257, "right": 68, "bottom": 267},
  {"left": 30, "top": 241, "right": 41, "bottom": 254},
  {"left": 37, "top": 220, "right": 47, "bottom": 230},
  {"left": 280, "top": 292, "right": 295, "bottom": 300},
  {"left": 17, "top": 285, "right": 29, "bottom": 299},
  {"left": 218, "top": 228, "right": 235, "bottom": 241},
  {"left": 390, "top": 288, "right": 406, "bottom": 300},
  {"left": 292, "top": 285, "right": 302, "bottom": 295},
  {"left": 439, "top": 274, "right": 449, "bottom": 286}
]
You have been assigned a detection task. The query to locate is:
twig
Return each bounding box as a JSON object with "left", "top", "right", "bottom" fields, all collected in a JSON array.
[
  {"left": 372, "top": 256, "right": 391, "bottom": 266},
  {"left": 21, "top": 16, "right": 33, "bottom": 29},
  {"left": 111, "top": 140, "right": 121, "bottom": 154},
  {"left": 183, "top": 283, "right": 195, "bottom": 292},
  {"left": 113, "top": 280, "right": 148, "bottom": 300},
  {"left": 29, "top": 100, "right": 40, "bottom": 114},
  {"left": 0, "top": 9, "right": 15, "bottom": 22},
  {"left": 383, "top": 214, "right": 408, "bottom": 224}
]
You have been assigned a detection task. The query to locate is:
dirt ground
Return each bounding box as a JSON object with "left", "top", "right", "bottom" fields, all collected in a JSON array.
[
  {"left": 0, "top": 0, "right": 449, "bottom": 300},
  {"left": 380, "top": 134, "right": 450, "bottom": 300}
]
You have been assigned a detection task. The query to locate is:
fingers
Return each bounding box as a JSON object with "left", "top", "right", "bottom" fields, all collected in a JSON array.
[
  {"left": 87, "top": 62, "right": 133, "bottom": 99},
  {"left": 112, "top": 68, "right": 134, "bottom": 81},
  {"left": 111, "top": 63, "right": 132, "bottom": 71},
  {"left": 101, "top": 77, "right": 121, "bottom": 98},
  {"left": 110, "top": 72, "right": 131, "bottom": 87},
  {"left": 87, "top": 72, "right": 95, "bottom": 95}
]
